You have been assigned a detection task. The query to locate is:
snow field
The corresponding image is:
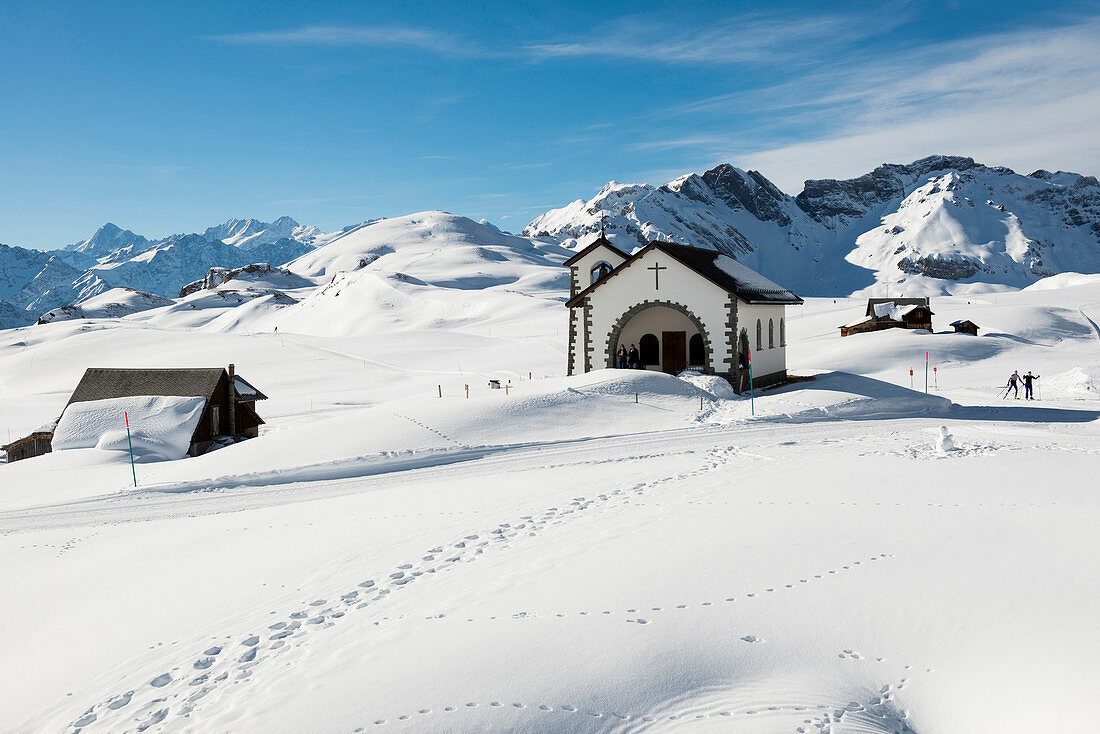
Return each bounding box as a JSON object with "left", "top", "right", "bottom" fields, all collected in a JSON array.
[{"left": 0, "top": 238, "right": 1098, "bottom": 733}]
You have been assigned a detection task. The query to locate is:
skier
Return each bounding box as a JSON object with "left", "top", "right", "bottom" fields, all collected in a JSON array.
[
  {"left": 1023, "top": 371, "right": 1039, "bottom": 400},
  {"left": 627, "top": 344, "right": 640, "bottom": 369},
  {"left": 1005, "top": 370, "right": 1020, "bottom": 399},
  {"left": 617, "top": 345, "right": 628, "bottom": 369}
]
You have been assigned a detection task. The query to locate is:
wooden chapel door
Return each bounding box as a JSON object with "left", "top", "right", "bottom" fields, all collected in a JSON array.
[{"left": 661, "top": 331, "right": 686, "bottom": 374}]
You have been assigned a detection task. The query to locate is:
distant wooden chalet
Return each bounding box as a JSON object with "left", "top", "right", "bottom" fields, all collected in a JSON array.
[
  {"left": 2, "top": 364, "right": 266, "bottom": 463},
  {"left": 2, "top": 431, "right": 55, "bottom": 463},
  {"left": 950, "top": 319, "right": 979, "bottom": 336},
  {"left": 840, "top": 297, "right": 934, "bottom": 337}
]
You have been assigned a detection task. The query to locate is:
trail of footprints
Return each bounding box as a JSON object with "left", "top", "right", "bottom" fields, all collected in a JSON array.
[
  {"left": 390, "top": 412, "right": 466, "bottom": 447},
  {"left": 430, "top": 553, "right": 893, "bottom": 624},
  {"left": 347, "top": 654, "right": 930, "bottom": 732},
  {"left": 66, "top": 445, "right": 878, "bottom": 733}
]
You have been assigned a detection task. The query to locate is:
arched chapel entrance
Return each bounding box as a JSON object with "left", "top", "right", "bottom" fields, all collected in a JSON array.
[{"left": 606, "top": 302, "right": 711, "bottom": 374}]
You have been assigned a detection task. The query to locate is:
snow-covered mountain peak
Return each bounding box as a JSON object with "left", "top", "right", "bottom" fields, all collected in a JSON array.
[
  {"left": 202, "top": 216, "right": 317, "bottom": 250},
  {"left": 67, "top": 222, "right": 152, "bottom": 259},
  {"left": 528, "top": 156, "right": 1100, "bottom": 296}
]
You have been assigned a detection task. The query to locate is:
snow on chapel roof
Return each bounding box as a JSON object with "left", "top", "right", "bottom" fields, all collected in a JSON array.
[{"left": 568, "top": 240, "right": 802, "bottom": 306}]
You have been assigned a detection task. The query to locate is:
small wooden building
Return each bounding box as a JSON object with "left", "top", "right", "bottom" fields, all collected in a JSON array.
[
  {"left": 4, "top": 364, "right": 267, "bottom": 462},
  {"left": 950, "top": 319, "right": 979, "bottom": 336},
  {"left": 840, "top": 297, "right": 934, "bottom": 337},
  {"left": 2, "top": 431, "right": 54, "bottom": 463}
]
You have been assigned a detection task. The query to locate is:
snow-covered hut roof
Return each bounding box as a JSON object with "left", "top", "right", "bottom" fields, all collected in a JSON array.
[
  {"left": 865, "top": 297, "right": 929, "bottom": 317},
  {"left": 66, "top": 367, "right": 266, "bottom": 408},
  {"left": 233, "top": 376, "right": 268, "bottom": 402},
  {"left": 67, "top": 368, "right": 227, "bottom": 407}
]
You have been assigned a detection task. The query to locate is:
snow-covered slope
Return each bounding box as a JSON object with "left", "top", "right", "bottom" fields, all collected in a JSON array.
[
  {"left": 36, "top": 287, "right": 175, "bottom": 324},
  {"left": 236, "top": 212, "right": 572, "bottom": 337},
  {"left": 1, "top": 267, "right": 1097, "bottom": 733},
  {"left": 527, "top": 156, "right": 1100, "bottom": 297}
]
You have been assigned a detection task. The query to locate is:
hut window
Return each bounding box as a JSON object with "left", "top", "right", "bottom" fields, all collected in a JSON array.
[
  {"left": 780, "top": 317, "right": 786, "bottom": 347},
  {"left": 756, "top": 320, "right": 763, "bottom": 351},
  {"left": 688, "top": 333, "right": 705, "bottom": 367},
  {"left": 591, "top": 260, "right": 613, "bottom": 285},
  {"left": 211, "top": 406, "right": 221, "bottom": 434},
  {"left": 769, "top": 319, "right": 775, "bottom": 349},
  {"left": 639, "top": 333, "right": 659, "bottom": 365}
]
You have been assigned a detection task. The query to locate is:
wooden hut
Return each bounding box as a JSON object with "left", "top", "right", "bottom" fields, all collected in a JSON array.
[
  {"left": 4, "top": 364, "right": 266, "bottom": 462},
  {"left": 2, "top": 431, "right": 54, "bottom": 463},
  {"left": 840, "top": 298, "right": 934, "bottom": 337},
  {"left": 950, "top": 319, "right": 980, "bottom": 336}
]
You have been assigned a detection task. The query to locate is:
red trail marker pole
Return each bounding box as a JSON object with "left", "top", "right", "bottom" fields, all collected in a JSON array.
[{"left": 124, "top": 411, "right": 137, "bottom": 487}]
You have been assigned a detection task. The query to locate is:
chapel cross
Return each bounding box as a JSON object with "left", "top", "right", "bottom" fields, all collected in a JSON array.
[{"left": 648, "top": 262, "right": 667, "bottom": 289}]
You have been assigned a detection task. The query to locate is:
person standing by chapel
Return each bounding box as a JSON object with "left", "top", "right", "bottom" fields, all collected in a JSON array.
[
  {"left": 1023, "top": 371, "right": 1039, "bottom": 400},
  {"left": 627, "top": 344, "right": 639, "bottom": 369},
  {"left": 617, "top": 345, "right": 628, "bottom": 369}
]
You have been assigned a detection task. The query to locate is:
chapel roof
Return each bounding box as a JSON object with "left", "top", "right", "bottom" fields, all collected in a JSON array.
[
  {"left": 562, "top": 231, "right": 632, "bottom": 266},
  {"left": 567, "top": 240, "right": 803, "bottom": 307}
]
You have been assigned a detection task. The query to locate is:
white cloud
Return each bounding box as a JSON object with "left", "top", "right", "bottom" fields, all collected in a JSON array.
[
  {"left": 644, "top": 15, "right": 1100, "bottom": 191},
  {"left": 206, "top": 24, "right": 481, "bottom": 56},
  {"left": 523, "top": 7, "right": 909, "bottom": 66}
]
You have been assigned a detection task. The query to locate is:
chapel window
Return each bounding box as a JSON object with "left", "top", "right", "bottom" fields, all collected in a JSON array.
[
  {"left": 780, "top": 318, "right": 786, "bottom": 347},
  {"left": 591, "top": 260, "right": 613, "bottom": 285},
  {"left": 769, "top": 319, "right": 775, "bottom": 349},
  {"left": 756, "top": 320, "right": 763, "bottom": 351},
  {"left": 689, "top": 333, "right": 705, "bottom": 367},
  {"left": 639, "top": 333, "right": 659, "bottom": 365}
]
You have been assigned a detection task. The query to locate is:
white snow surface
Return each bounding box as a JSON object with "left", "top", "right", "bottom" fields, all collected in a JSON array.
[
  {"left": 52, "top": 395, "right": 207, "bottom": 460},
  {"left": 37, "top": 287, "right": 175, "bottom": 324},
  {"left": 0, "top": 227, "right": 1098, "bottom": 733}
]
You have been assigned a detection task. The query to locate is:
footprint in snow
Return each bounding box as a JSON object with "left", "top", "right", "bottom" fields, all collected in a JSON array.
[
  {"left": 150, "top": 673, "right": 171, "bottom": 687},
  {"left": 106, "top": 691, "right": 133, "bottom": 710}
]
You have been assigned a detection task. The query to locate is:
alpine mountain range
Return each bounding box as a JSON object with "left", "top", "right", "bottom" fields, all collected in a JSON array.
[{"left": 2, "top": 155, "right": 1099, "bottom": 329}]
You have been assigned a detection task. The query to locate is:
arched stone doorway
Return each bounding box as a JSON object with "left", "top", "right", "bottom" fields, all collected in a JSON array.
[{"left": 605, "top": 301, "right": 712, "bottom": 374}]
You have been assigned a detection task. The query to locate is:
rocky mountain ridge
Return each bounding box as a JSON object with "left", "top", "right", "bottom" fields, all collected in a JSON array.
[
  {"left": 0, "top": 217, "right": 318, "bottom": 328},
  {"left": 525, "top": 155, "right": 1100, "bottom": 296}
]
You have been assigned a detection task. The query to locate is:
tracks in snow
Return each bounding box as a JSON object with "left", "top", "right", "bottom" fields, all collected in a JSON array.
[
  {"left": 59, "top": 445, "right": 746, "bottom": 732},
  {"left": 55, "top": 441, "right": 900, "bottom": 734}
]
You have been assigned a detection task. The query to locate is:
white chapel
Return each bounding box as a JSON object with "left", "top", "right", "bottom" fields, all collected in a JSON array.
[{"left": 565, "top": 232, "right": 802, "bottom": 392}]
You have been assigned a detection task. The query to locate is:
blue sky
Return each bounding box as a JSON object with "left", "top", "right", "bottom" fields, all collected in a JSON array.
[{"left": 2, "top": 0, "right": 1099, "bottom": 249}]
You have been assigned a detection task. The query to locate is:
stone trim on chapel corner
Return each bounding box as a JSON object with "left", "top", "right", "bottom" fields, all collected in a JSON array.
[{"left": 603, "top": 299, "right": 714, "bottom": 371}]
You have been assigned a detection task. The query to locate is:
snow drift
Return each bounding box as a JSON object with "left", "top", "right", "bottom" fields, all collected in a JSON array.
[{"left": 52, "top": 395, "right": 207, "bottom": 460}]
